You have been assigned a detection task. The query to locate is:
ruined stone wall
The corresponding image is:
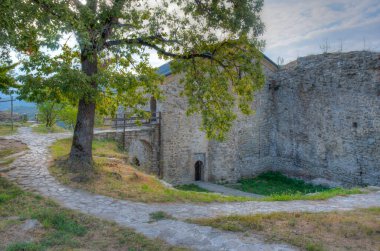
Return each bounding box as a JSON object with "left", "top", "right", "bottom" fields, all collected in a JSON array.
[
  {"left": 269, "top": 51, "right": 380, "bottom": 186},
  {"left": 118, "top": 51, "right": 379, "bottom": 187}
]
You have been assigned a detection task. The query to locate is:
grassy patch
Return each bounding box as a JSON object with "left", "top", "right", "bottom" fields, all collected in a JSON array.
[
  {"left": 0, "top": 124, "right": 15, "bottom": 136},
  {"left": 191, "top": 208, "right": 380, "bottom": 251},
  {"left": 0, "top": 148, "right": 15, "bottom": 158},
  {"left": 0, "top": 122, "right": 32, "bottom": 136},
  {"left": 175, "top": 184, "right": 211, "bottom": 193},
  {"left": 0, "top": 176, "right": 186, "bottom": 251},
  {"left": 50, "top": 138, "right": 251, "bottom": 203},
  {"left": 0, "top": 139, "right": 29, "bottom": 168},
  {"left": 0, "top": 158, "right": 15, "bottom": 167},
  {"left": 32, "top": 124, "right": 66, "bottom": 134},
  {"left": 230, "top": 171, "right": 330, "bottom": 196},
  {"left": 261, "top": 187, "right": 363, "bottom": 201},
  {"left": 6, "top": 242, "right": 43, "bottom": 251},
  {"left": 229, "top": 171, "right": 363, "bottom": 201},
  {"left": 149, "top": 211, "right": 174, "bottom": 222}
]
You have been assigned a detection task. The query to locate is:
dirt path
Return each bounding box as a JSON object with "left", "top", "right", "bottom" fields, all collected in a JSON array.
[{"left": 4, "top": 128, "right": 380, "bottom": 251}]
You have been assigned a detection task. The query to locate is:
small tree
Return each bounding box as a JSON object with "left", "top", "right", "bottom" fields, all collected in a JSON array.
[
  {"left": 58, "top": 104, "right": 77, "bottom": 130},
  {"left": 37, "top": 101, "right": 65, "bottom": 128},
  {"left": 1, "top": 0, "right": 266, "bottom": 172}
]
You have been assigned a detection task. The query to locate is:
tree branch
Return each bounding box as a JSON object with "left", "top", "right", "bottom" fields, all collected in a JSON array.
[{"left": 104, "top": 36, "right": 211, "bottom": 60}]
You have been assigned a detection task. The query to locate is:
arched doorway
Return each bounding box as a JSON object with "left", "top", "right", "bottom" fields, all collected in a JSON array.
[
  {"left": 128, "top": 139, "right": 153, "bottom": 172},
  {"left": 194, "top": 161, "right": 203, "bottom": 181}
]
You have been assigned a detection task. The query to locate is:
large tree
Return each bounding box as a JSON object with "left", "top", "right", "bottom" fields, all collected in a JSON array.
[{"left": 0, "top": 0, "right": 265, "bottom": 171}]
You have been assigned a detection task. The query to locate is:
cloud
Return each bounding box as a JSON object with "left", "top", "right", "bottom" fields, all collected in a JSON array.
[
  {"left": 148, "top": 0, "right": 380, "bottom": 67},
  {"left": 261, "top": 0, "right": 380, "bottom": 63}
]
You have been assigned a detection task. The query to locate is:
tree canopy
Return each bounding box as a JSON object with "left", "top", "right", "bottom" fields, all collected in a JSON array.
[
  {"left": 0, "top": 64, "right": 18, "bottom": 94},
  {"left": 0, "top": 0, "right": 266, "bottom": 168}
]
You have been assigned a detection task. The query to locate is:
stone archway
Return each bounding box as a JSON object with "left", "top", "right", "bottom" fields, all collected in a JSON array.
[
  {"left": 128, "top": 139, "right": 153, "bottom": 173},
  {"left": 122, "top": 127, "right": 160, "bottom": 176}
]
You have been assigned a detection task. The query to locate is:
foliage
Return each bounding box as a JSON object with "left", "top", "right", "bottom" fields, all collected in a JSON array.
[
  {"left": 36, "top": 101, "right": 65, "bottom": 128},
  {"left": 36, "top": 101, "right": 77, "bottom": 129},
  {"left": 0, "top": 63, "right": 17, "bottom": 94},
  {"left": 0, "top": 0, "right": 266, "bottom": 141},
  {"left": 58, "top": 104, "right": 77, "bottom": 129}
]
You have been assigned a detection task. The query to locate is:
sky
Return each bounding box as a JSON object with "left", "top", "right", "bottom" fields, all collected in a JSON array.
[
  {"left": 149, "top": 0, "right": 380, "bottom": 67},
  {"left": 261, "top": 0, "right": 380, "bottom": 64}
]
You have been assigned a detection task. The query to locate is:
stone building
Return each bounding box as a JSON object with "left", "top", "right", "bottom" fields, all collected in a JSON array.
[{"left": 117, "top": 51, "right": 380, "bottom": 187}]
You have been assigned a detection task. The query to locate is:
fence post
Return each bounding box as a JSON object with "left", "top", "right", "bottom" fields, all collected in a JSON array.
[
  {"left": 123, "top": 114, "right": 126, "bottom": 149},
  {"left": 10, "top": 95, "right": 13, "bottom": 131}
]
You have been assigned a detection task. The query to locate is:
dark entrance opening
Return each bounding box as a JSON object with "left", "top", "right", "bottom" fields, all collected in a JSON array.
[
  {"left": 150, "top": 97, "right": 157, "bottom": 122},
  {"left": 132, "top": 157, "right": 140, "bottom": 167},
  {"left": 194, "top": 161, "right": 203, "bottom": 181}
]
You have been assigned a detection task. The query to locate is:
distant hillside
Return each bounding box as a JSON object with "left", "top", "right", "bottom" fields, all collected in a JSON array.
[{"left": 0, "top": 93, "right": 37, "bottom": 119}]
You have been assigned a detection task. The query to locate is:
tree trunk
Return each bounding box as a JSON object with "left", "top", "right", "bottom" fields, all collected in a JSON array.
[{"left": 68, "top": 51, "right": 98, "bottom": 171}]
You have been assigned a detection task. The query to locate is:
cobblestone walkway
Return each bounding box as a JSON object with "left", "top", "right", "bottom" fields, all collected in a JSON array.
[{"left": 4, "top": 128, "right": 380, "bottom": 251}]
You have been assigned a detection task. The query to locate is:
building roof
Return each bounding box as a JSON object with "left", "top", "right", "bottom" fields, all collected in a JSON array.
[
  {"left": 157, "top": 54, "right": 278, "bottom": 76},
  {"left": 157, "top": 62, "right": 172, "bottom": 76}
]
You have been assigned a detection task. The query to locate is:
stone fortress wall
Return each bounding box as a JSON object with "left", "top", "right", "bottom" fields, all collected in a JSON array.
[
  {"left": 268, "top": 52, "right": 380, "bottom": 186},
  {"left": 157, "top": 51, "right": 379, "bottom": 187}
]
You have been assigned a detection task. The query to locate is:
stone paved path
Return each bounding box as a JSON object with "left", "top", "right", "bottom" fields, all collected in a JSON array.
[
  {"left": 194, "top": 181, "right": 264, "bottom": 198},
  {"left": 3, "top": 128, "right": 380, "bottom": 251}
]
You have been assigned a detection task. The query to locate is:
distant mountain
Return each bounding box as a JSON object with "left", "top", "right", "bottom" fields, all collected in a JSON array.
[{"left": 0, "top": 93, "right": 37, "bottom": 119}]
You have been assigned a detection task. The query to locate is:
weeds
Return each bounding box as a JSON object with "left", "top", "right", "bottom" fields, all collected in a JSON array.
[{"left": 149, "top": 211, "right": 174, "bottom": 222}]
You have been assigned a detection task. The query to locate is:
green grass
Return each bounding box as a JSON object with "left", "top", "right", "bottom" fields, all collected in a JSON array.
[
  {"left": 191, "top": 208, "right": 380, "bottom": 251},
  {"left": 230, "top": 171, "right": 330, "bottom": 196},
  {"left": 6, "top": 242, "right": 43, "bottom": 251},
  {"left": 32, "top": 124, "right": 67, "bottom": 134},
  {"left": 0, "top": 125, "right": 15, "bottom": 136},
  {"left": 0, "top": 148, "right": 15, "bottom": 158},
  {"left": 149, "top": 211, "right": 174, "bottom": 222},
  {"left": 0, "top": 122, "right": 32, "bottom": 136},
  {"left": 0, "top": 139, "right": 29, "bottom": 168},
  {"left": 175, "top": 184, "right": 211, "bottom": 193},
  {"left": 228, "top": 171, "right": 363, "bottom": 201},
  {"left": 0, "top": 158, "right": 16, "bottom": 167},
  {"left": 261, "top": 187, "right": 363, "bottom": 201},
  {"left": 0, "top": 176, "right": 186, "bottom": 251}
]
